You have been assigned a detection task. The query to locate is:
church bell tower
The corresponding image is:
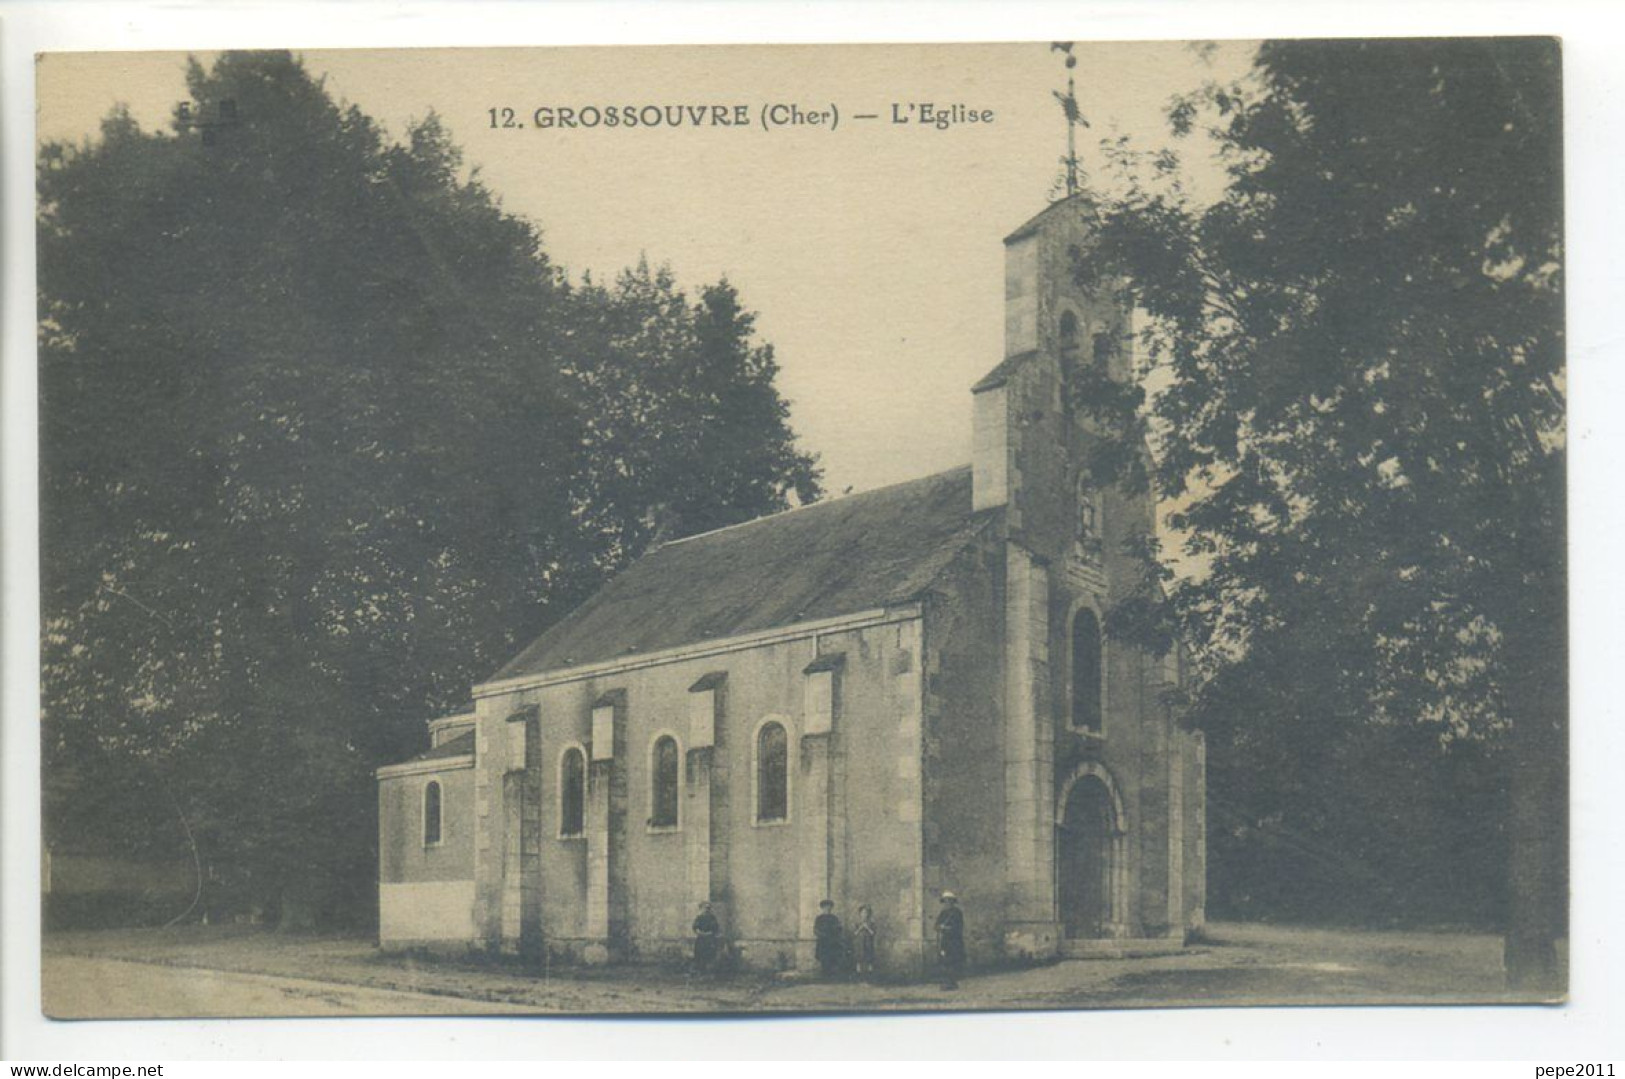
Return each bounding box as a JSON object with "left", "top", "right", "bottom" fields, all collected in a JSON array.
[{"left": 972, "top": 43, "right": 1202, "bottom": 956}]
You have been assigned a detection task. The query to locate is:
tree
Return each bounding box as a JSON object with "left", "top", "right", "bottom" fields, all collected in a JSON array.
[
  {"left": 564, "top": 262, "right": 821, "bottom": 571},
  {"left": 1084, "top": 39, "right": 1564, "bottom": 988},
  {"left": 39, "top": 51, "right": 820, "bottom": 925}
]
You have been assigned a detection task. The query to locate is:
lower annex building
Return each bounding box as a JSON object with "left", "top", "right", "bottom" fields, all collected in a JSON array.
[{"left": 375, "top": 194, "right": 1207, "bottom": 972}]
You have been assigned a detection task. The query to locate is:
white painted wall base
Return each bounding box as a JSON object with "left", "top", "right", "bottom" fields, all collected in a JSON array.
[{"left": 379, "top": 880, "right": 476, "bottom": 945}]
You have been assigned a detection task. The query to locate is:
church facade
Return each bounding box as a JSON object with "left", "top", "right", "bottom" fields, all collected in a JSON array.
[{"left": 376, "top": 195, "right": 1206, "bottom": 971}]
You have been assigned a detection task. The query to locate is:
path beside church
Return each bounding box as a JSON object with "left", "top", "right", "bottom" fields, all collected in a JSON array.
[{"left": 42, "top": 922, "right": 1532, "bottom": 1018}]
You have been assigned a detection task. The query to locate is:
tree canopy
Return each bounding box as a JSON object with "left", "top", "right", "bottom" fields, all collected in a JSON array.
[
  {"left": 1083, "top": 38, "right": 1564, "bottom": 984},
  {"left": 39, "top": 51, "right": 819, "bottom": 925}
]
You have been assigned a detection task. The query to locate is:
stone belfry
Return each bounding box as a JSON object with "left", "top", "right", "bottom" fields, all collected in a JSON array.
[
  {"left": 971, "top": 42, "right": 1137, "bottom": 558},
  {"left": 972, "top": 43, "right": 1202, "bottom": 954}
]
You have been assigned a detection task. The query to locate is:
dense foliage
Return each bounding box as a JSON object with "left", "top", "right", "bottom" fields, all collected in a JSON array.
[
  {"left": 1083, "top": 39, "right": 1564, "bottom": 982},
  {"left": 39, "top": 51, "right": 819, "bottom": 926}
]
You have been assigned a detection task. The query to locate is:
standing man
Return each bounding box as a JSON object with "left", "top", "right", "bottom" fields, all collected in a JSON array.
[
  {"left": 935, "top": 891, "right": 965, "bottom": 990},
  {"left": 692, "top": 901, "right": 721, "bottom": 976},
  {"left": 813, "top": 899, "right": 844, "bottom": 978}
]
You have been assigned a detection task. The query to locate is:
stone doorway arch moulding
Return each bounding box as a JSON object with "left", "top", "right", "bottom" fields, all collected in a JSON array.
[{"left": 1054, "top": 761, "right": 1130, "bottom": 938}]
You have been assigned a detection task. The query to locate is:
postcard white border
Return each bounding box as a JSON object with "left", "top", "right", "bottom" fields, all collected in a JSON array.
[{"left": 4, "top": 0, "right": 1622, "bottom": 1063}]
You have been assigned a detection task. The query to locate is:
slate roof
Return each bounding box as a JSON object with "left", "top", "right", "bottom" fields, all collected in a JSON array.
[
  {"left": 488, "top": 466, "right": 993, "bottom": 684},
  {"left": 401, "top": 729, "right": 475, "bottom": 763},
  {"left": 971, "top": 349, "right": 1037, "bottom": 393}
]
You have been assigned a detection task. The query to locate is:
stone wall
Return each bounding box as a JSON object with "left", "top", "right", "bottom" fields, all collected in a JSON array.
[
  {"left": 378, "top": 764, "right": 475, "bottom": 885},
  {"left": 921, "top": 530, "right": 1011, "bottom": 966},
  {"left": 469, "top": 610, "right": 927, "bottom": 972},
  {"left": 379, "top": 880, "right": 477, "bottom": 946},
  {"left": 378, "top": 763, "right": 476, "bottom": 946}
]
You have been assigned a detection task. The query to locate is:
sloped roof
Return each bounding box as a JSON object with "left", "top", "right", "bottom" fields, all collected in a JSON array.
[
  {"left": 1003, "top": 192, "right": 1095, "bottom": 244},
  {"left": 971, "top": 349, "right": 1037, "bottom": 393},
  {"left": 489, "top": 467, "right": 992, "bottom": 684},
  {"left": 403, "top": 729, "right": 475, "bottom": 763}
]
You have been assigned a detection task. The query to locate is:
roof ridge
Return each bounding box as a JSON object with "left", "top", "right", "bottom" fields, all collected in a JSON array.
[{"left": 657, "top": 464, "right": 972, "bottom": 550}]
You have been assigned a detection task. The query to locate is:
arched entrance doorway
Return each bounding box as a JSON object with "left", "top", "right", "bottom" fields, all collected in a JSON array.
[{"left": 1056, "top": 765, "right": 1127, "bottom": 939}]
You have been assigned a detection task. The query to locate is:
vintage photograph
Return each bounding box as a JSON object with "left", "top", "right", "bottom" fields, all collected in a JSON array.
[{"left": 34, "top": 38, "right": 1566, "bottom": 1019}]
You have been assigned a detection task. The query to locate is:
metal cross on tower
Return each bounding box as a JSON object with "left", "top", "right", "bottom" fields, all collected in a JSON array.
[{"left": 1050, "top": 42, "right": 1089, "bottom": 196}]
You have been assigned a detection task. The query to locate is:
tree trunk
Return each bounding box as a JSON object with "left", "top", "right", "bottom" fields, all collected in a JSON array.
[{"left": 1502, "top": 632, "right": 1568, "bottom": 997}]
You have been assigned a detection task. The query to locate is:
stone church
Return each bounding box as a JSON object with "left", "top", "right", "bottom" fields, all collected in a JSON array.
[{"left": 376, "top": 193, "right": 1206, "bottom": 972}]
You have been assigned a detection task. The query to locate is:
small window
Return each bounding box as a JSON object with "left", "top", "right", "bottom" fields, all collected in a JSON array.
[
  {"left": 1072, "top": 609, "right": 1104, "bottom": 732},
  {"left": 757, "top": 722, "right": 789, "bottom": 823},
  {"left": 559, "top": 747, "right": 585, "bottom": 838},
  {"left": 650, "top": 734, "right": 680, "bottom": 829},
  {"left": 423, "top": 780, "right": 443, "bottom": 846},
  {"left": 1059, "top": 311, "right": 1081, "bottom": 374}
]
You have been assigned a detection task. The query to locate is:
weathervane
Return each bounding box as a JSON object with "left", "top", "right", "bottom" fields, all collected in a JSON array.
[{"left": 1050, "top": 42, "right": 1089, "bottom": 196}]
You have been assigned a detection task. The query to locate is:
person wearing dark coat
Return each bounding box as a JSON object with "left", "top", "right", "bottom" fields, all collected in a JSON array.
[
  {"left": 813, "top": 899, "right": 844, "bottom": 977},
  {"left": 935, "top": 891, "right": 965, "bottom": 989},
  {"left": 692, "top": 901, "right": 721, "bottom": 975}
]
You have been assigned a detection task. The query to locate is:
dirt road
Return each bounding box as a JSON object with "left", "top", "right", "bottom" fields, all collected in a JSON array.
[
  {"left": 41, "top": 921, "right": 1547, "bottom": 1018},
  {"left": 43, "top": 955, "right": 537, "bottom": 1018}
]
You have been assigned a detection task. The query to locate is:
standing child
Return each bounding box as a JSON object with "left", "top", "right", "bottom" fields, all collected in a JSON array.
[{"left": 853, "top": 905, "right": 878, "bottom": 979}]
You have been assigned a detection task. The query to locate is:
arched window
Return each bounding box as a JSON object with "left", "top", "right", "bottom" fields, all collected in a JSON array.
[
  {"left": 423, "top": 780, "right": 443, "bottom": 846},
  {"left": 650, "top": 734, "right": 680, "bottom": 829},
  {"left": 756, "top": 721, "right": 789, "bottom": 823},
  {"left": 559, "top": 747, "right": 585, "bottom": 838},
  {"left": 1072, "top": 609, "right": 1104, "bottom": 732}
]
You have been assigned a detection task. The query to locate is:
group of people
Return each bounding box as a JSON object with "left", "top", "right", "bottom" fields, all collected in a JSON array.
[
  {"left": 691, "top": 891, "right": 967, "bottom": 989},
  {"left": 812, "top": 899, "right": 879, "bottom": 979}
]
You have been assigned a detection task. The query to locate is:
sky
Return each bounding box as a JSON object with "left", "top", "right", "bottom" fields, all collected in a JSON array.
[{"left": 37, "top": 41, "right": 1255, "bottom": 496}]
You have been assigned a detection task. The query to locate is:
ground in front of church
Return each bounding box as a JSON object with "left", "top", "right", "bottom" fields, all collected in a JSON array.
[{"left": 41, "top": 921, "right": 1545, "bottom": 1018}]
